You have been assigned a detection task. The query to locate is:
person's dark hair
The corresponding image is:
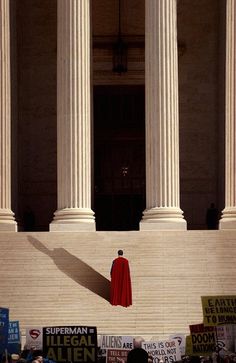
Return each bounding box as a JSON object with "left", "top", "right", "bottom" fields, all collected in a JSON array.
[
  {"left": 127, "top": 348, "right": 148, "bottom": 363},
  {"left": 1, "top": 354, "right": 11, "bottom": 363},
  {"left": 118, "top": 250, "right": 123, "bottom": 256}
]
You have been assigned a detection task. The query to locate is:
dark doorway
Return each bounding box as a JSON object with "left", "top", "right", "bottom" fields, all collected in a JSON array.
[{"left": 94, "top": 86, "right": 145, "bottom": 231}]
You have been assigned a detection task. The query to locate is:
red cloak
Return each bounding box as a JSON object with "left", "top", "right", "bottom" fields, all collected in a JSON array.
[{"left": 110, "top": 256, "right": 132, "bottom": 307}]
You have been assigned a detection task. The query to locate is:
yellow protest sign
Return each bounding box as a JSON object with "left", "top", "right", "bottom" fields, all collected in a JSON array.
[
  {"left": 191, "top": 331, "right": 216, "bottom": 356},
  {"left": 187, "top": 324, "right": 216, "bottom": 356},
  {"left": 202, "top": 296, "right": 236, "bottom": 326},
  {"left": 185, "top": 336, "right": 193, "bottom": 356}
]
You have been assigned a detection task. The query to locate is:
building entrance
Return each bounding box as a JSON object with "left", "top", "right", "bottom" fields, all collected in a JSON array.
[{"left": 94, "top": 86, "right": 145, "bottom": 230}]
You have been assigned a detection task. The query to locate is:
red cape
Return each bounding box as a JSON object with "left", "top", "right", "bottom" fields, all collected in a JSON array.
[{"left": 110, "top": 256, "right": 132, "bottom": 307}]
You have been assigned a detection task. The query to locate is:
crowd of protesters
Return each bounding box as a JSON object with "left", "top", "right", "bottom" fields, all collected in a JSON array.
[
  {"left": 0, "top": 349, "right": 56, "bottom": 363},
  {"left": 2, "top": 350, "right": 236, "bottom": 363},
  {"left": 1, "top": 338, "right": 236, "bottom": 363}
]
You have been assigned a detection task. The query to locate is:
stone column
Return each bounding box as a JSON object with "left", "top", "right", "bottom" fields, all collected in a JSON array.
[
  {"left": 140, "top": 0, "right": 186, "bottom": 230},
  {"left": 220, "top": 0, "right": 236, "bottom": 229},
  {"left": 0, "top": 0, "right": 17, "bottom": 231},
  {"left": 50, "top": 0, "right": 95, "bottom": 231}
]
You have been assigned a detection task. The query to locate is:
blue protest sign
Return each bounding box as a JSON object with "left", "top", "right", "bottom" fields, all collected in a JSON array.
[
  {"left": 7, "top": 321, "right": 21, "bottom": 354},
  {"left": 0, "top": 307, "right": 9, "bottom": 354}
]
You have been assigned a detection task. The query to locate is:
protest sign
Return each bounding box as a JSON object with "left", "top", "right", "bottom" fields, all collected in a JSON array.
[
  {"left": 25, "top": 327, "right": 43, "bottom": 350},
  {"left": 43, "top": 326, "right": 97, "bottom": 363},
  {"left": 98, "top": 336, "right": 133, "bottom": 363},
  {"left": 142, "top": 339, "right": 181, "bottom": 363},
  {"left": 106, "top": 349, "right": 129, "bottom": 363},
  {"left": 216, "top": 325, "right": 234, "bottom": 351},
  {"left": 0, "top": 307, "right": 9, "bottom": 354},
  {"left": 169, "top": 334, "right": 186, "bottom": 356},
  {"left": 7, "top": 321, "right": 21, "bottom": 354},
  {"left": 99, "top": 336, "right": 133, "bottom": 350},
  {"left": 189, "top": 323, "right": 216, "bottom": 356},
  {"left": 185, "top": 336, "right": 192, "bottom": 356},
  {"left": 189, "top": 324, "right": 215, "bottom": 334},
  {"left": 202, "top": 296, "right": 236, "bottom": 326},
  {"left": 191, "top": 332, "right": 216, "bottom": 355}
]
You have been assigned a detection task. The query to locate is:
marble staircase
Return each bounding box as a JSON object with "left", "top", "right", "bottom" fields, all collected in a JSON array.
[{"left": 0, "top": 231, "right": 236, "bottom": 340}]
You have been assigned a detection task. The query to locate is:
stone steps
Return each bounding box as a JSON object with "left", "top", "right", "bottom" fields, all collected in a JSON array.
[{"left": 0, "top": 231, "right": 236, "bottom": 338}]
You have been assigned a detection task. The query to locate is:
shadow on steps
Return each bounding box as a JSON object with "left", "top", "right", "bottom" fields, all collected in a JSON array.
[{"left": 28, "top": 236, "right": 110, "bottom": 302}]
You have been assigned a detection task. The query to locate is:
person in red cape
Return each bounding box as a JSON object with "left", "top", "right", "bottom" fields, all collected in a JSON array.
[{"left": 110, "top": 250, "right": 132, "bottom": 307}]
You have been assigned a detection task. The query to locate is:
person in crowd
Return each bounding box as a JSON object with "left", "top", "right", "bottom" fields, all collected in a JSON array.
[
  {"left": 133, "top": 337, "right": 153, "bottom": 362},
  {"left": 10, "top": 355, "right": 21, "bottom": 363},
  {"left": 0, "top": 353, "right": 11, "bottom": 363},
  {"left": 110, "top": 249, "right": 132, "bottom": 307},
  {"left": 133, "top": 336, "right": 145, "bottom": 349},
  {"left": 25, "top": 349, "right": 55, "bottom": 363},
  {"left": 127, "top": 348, "right": 148, "bottom": 363}
]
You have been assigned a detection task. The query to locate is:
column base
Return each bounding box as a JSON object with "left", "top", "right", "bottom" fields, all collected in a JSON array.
[
  {"left": 219, "top": 207, "right": 236, "bottom": 229},
  {"left": 0, "top": 209, "right": 17, "bottom": 231},
  {"left": 140, "top": 207, "right": 187, "bottom": 231},
  {"left": 50, "top": 208, "right": 96, "bottom": 231}
]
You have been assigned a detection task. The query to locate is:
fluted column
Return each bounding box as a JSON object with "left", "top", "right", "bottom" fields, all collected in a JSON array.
[
  {"left": 50, "top": 0, "right": 95, "bottom": 231},
  {"left": 0, "top": 0, "right": 17, "bottom": 231},
  {"left": 140, "top": 0, "right": 186, "bottom": 230},
  {"left": 220, "top": 0, "right": 236, "bottom": 229}
]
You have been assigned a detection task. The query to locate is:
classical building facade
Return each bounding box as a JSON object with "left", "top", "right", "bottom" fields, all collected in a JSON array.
[{"left": 0, "top": 0, "right": 235, "bottom": 232}]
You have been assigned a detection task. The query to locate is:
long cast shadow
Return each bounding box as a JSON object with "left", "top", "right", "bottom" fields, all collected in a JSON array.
[{"left": 28, "top": 236, "right": 110, "bottom": 302}]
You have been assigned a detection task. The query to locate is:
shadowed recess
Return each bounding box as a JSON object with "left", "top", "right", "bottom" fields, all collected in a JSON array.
[{"left": 28, "top": 236, "right": 110, "bottom": 302}]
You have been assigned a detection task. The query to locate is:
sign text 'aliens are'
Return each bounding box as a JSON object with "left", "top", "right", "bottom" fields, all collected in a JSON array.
[
  {"left": 43, "top": 326, "right": 97, "bottom": 363},
  {"left": 201, "top": 296, "right": 236, "bottom": 326}
]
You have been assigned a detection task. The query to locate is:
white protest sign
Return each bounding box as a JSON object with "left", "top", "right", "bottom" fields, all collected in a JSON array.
[
  {"left": 169, "top": 334, "right": 186, "bottom": 356},
  {"left": 25, "top": 327, "right": 43, "bottom": 350},
  {"left": 99, "top": 336, "right": 133, "bottom": 350},
  {"left": 216, "top": 325, "right": 234, "bottom": 351},
  {"left": 142, "top": 339, "right": 181, "bottom": 363}
]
